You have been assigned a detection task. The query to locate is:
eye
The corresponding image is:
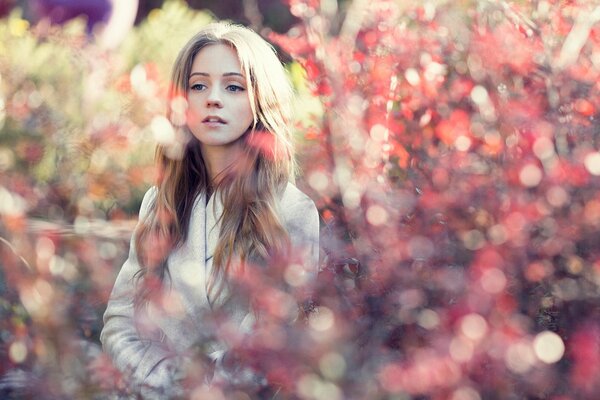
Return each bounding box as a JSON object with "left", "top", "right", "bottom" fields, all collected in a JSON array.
[
  {"left": 190, "top": 83, "right": 206, "bottom": 91},
  {"left": 226, "top": 84, "right": 245, "bottom": 92}
]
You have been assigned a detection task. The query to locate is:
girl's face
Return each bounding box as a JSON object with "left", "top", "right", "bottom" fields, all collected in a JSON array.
[{"left": 186, "top": 44, "right": 254, "bottom": 152}]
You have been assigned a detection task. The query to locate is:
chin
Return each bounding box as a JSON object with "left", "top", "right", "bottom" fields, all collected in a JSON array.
[{"left": 197, "top": 138, "right": 243, "bottom": 148}]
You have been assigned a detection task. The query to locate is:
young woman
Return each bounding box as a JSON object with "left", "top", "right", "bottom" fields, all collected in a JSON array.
[{"left": 100, "top": 22, "right": 319, "bottom": 397}]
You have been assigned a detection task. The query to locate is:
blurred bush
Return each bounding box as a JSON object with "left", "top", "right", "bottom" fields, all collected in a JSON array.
[
  {"left": 0, "top": 2, "right": 213, "bottom": 398},
  {"left": 0, "top": 1, "right": 213, "bottom": 223},
  {"left": 1, "top": 0, "right": 600, "bottom": 399},
  {"left": 270, "top": 0, "right": 600, "bottom": 399}
]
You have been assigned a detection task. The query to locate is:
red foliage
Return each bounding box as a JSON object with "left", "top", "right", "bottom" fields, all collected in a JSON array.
[{"left": 3, "top": 0, "right": 600, "bottom": 398}]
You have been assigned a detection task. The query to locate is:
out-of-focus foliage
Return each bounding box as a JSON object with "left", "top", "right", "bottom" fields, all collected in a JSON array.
[
  {"left": 1, "top": 0, "right": 600, "bottom": 399},
  {"left": 269, "top": 0, "right": 600, "bottom": 399},
  {"left": 0, "top": 2, "right": 213, "bottom": 398},
  {"left": 185, "top": 0, "right": 300, "bottom": 33},
  {"left": 0, "top": 2, "right": 211, "bottom": 223},
  {"left": 27, "top": 0, "right": 112, "bottom": 30}
]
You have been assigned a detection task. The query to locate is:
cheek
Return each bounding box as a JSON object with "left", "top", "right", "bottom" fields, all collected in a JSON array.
[
  {"left": 242, "top": 115, "right": 254, "bottom": 133},
  {"left": 186, "top": 108, "right": 202, "bottom": 126},
  {"left": 240, "top": 101, "right": 254, "bottom": 125}
]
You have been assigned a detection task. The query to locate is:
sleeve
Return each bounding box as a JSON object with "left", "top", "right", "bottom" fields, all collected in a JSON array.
[
  {"left": 100, "top": 187, "right": 182, "bottom": 398},
  {"left": 211, "top": 187, "right": 320, "bottom": 390},
  {"left": 282, "top": 187, "right": 320, "bottom": 274}
]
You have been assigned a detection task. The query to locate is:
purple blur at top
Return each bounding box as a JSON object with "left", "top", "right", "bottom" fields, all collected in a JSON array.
[{"left": 32, "top": 0, "right": 112, "bottom": 31}]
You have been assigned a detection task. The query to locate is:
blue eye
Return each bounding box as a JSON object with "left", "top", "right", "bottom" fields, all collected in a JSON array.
[
  {"left": 226, "top": 85, "right": 245, "bottom": 92},
  {"left": 190, "top": 83, "right": 206, "bottom": 91}
]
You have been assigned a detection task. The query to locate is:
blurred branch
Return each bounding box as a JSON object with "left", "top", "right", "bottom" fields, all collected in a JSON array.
[
  {"left": 0, "top": 235, "right": 32, "bottom": 272},
  {"left": 556, "top": 5, "right": 600, "bottom": 70},
  {"left": 242, "top": 0, "right": 263, "bottom": 32}
]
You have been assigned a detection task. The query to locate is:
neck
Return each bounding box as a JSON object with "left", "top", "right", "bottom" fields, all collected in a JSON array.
[{"left": 201, "top": 142, "right": 244, "bottom": 184}]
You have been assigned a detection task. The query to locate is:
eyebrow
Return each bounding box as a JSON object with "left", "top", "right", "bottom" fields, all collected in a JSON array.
[{"left": 189, "top": 72, "right": 244, "bottom": 78}]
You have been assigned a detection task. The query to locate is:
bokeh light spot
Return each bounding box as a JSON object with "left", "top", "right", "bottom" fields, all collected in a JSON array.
[
  {"left": 308, "top": 171, "right": 329, "bottom": 192},
  {"left": 480, "top": 268, "right": 507, "bottom": 294},
  {"left": 370, "top": 124, "right": 388, "bottom": 142},
  {"left": 533, "top": 137, "right": 555, "bottom": 160},
  {"left": 533, "top": 331, "right": 565, "bottom": 364},
  {"left": 130, "top": 64, "right": 148, "bottom": 93},
  {"left": 450, "top": 336, "right": 474, "bottom": 362},
  {"left": 470, "top": 85, "right": 489, "bottom": 105},
  {"left": 487, "top": 224, "right": 508, "bottom": 245},
  {"left": 0, "top": 147, "right": 15, "bottom": 171},
  {"left": 454, "top": 135, "right": 471, "bottom": 151},
  {"left": 584, "top": 152, "right": 600, "bottom": 175},
  {"left": 151, "top": 116, "right": 175, "bottom": 144},
  {"left": 460, "top": 313, "right": 488, "bottom": 341},
  {"left": 319, "top": 352, "right": 347, "bottom": 381},
  {"left": 519, "top": 164, "right": 543, "bottom": 187},
  {"left": 366, "top": 205, "right": 388, "bottom": 226},
  {"left": 451, "top": 386, "right": 481, "bottom": 400},
  {"left": 170, "top": 96, "right": 188, "bottom": 126},
  {"left": 546, "top": 186, "right": 569, "bottom": 208},
  {"left": 505, "top": 341, "right": 536, "bottom": 374},
  {"left": 36, "top": 237, "right": 55, "bottom": 260},
  {"left": 342, "top": 187, "right": 361, "bottom": 209},
  {"left": 0, "top": 186, "right": 27, "bottom": 216},
  {"left": 417, "top": 309, "right": 440, "bottom": 330},
  {"left": 309, "top": 307, "right": 335, "bottom": 332},
  {"left": 404, "top": 68, "right": 420, "bottom": 85},
  {"left": 297, "top": 373, "right": 342, "bottom": 400},
  {"left": 284, "top": 263, "right": 308, "bottom": 287},
  {"left": 9, "top": 341, "right": 27, "bottom": 363},
  {"left": 462, "top": 229, "right": 485, "bottom": 250}
]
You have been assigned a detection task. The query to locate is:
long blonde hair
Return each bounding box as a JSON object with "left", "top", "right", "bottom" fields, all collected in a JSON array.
[{"left": 134, "top": 22, "right": 295, "bottom": 304}]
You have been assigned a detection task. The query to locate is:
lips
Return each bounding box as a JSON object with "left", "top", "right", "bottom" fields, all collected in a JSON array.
[{"left": 202, "top": 116, "right": 226, "bottom": 124}]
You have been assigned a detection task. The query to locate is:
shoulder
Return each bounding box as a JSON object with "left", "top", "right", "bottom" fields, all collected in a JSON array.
[
  {"left": 139, "top": 186, "right": 158, "bottom": 218},
  {"left": 279, "top": 182, "right": 319, "bottom": 226},
  {"left": 280, "top": 182, "right": 316, "bottom": 213},
  {"left": 279, "top": 183, "right": 319, "bottom": 263}
]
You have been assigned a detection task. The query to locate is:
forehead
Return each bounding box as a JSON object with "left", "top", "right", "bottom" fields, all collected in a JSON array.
[{"left": 190, "top": 44, "right": 243, "bottom": 75}]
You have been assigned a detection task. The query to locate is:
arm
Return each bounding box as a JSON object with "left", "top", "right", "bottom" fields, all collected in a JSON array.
[
  {"left": 280, "top": 184, "right": 320, "bottom": 299},
  {"left": 282, "top": 184, "right": 320, "bottom": 274},
  {"left": 100, "top": 187, "right": 181, "bottom": 396},
  {"left": 212, "top": 187, "right": 320, "bottom": 389}
]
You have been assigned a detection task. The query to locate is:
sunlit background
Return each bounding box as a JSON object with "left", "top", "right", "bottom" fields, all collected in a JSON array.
[{"left": 1, "top": 0, "right": 600, "bottom": 399}]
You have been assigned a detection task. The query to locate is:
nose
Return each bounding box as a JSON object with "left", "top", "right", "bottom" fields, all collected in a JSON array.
[{"left": 206, "top": 87, "right": 223, "bottom": 108}]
